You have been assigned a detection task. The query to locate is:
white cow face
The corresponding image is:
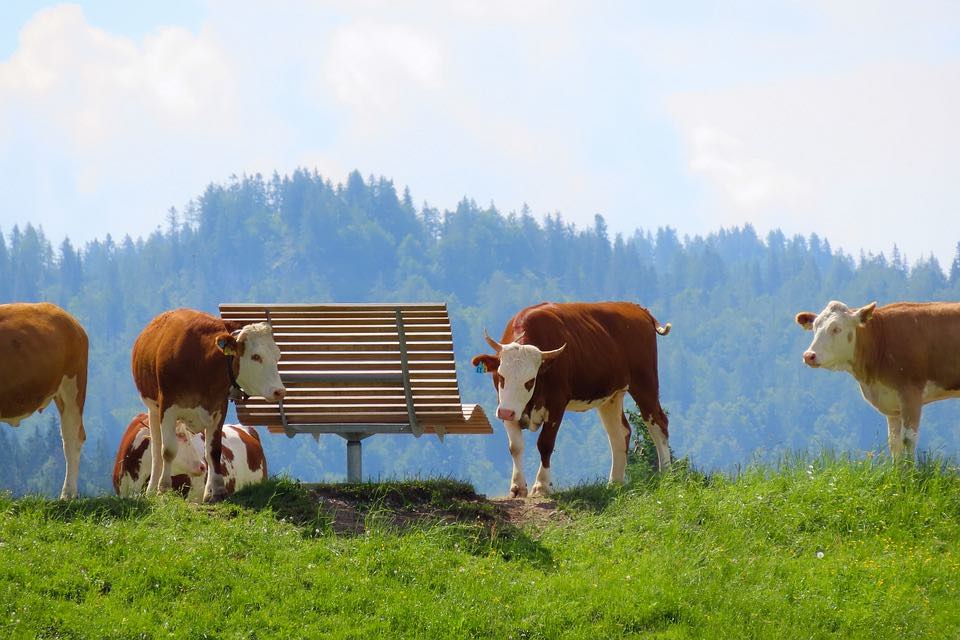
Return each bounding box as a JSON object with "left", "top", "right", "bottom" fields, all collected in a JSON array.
[
  {"left": 795, "top": 300, "right": 876, "bottom": 371},
  {"left": 172, "top": 424, "right": 207, "bottom": 477},
  {"left": 217, "top": 322, "right": 286, "bottom": 401},
  {"left": 471, "top": 331, "right": 565, "bottom": 422}
]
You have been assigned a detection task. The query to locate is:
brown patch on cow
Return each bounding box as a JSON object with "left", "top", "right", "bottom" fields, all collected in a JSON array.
[
  {"left": 131, "top": 308, "right": 244, "bottom": 427},
  {"left": 226, "top": 478, "right": 236, "bottom": 494},
  {"left": 171, "top": 474, "right": 193, "bottom": 497},
  {"left": 853, "top": 302, "right": 960, "bottom": 388},
  {"left": 795, "top": 312, "right": 817, "bottom": 330},
  {"left": 0, "top": 302, "right": 88, "bottom": 420},
  {"left": 112, "top": 413, "right": 151, "bottom": 493}
]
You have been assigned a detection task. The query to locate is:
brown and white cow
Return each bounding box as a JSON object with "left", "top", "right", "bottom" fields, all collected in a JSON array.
[
  {"left": 472, "top": 301, "right": 671, "bottom": 497},
  {"left": 187, "top": 424, "right": 269, "bottom": 500},
  {"left": 796, "top": 300, "right": 960, "bottom": 459},
  {"left": 113, "top": 414, "right": 267, "bottom": 500},
  {"left": 1, "top": 302, "right": 88, "bottom": 498},
  {"left": 131, "top": 308, "right": 284, "bottom": 502},
  {"left": 113, "top": 413, "right": 207, "bottom": 498}
]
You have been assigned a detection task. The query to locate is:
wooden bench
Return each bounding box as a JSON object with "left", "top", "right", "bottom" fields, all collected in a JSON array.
[{"left": 218, "top": 302, "right": 493, "bottom": 481}]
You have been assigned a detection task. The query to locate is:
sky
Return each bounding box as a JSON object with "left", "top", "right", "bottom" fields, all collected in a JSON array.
[{"left": 1, "top": 1, "right": 958, "bottom": 267}]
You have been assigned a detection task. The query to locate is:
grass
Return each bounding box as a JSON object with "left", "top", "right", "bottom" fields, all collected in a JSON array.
[{"left": 1, "top": 455, "right": 959, "bottom": 638}]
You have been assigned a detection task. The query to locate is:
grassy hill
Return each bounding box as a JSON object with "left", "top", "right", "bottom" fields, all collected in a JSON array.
[{"left": 1, "top": 456, "right": 959, "bottom": 639}]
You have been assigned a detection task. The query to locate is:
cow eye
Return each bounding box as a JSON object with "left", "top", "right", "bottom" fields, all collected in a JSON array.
[
  {"left": 524, "top": 378, "right": 535, "bottom": 391},
  {"left": 830, "top": 326, "right": 841, "bottom": 335},
  {"left": 251, "top": 353, "right": 263, "bottom": 363}
]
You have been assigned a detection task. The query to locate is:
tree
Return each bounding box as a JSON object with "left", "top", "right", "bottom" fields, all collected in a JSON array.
[{"left": 950, "top": 242, "right": 960, "bottom": 287}]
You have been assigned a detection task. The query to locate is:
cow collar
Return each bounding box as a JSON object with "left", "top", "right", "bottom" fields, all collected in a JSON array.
[{"left": 225, "top": 354, "right": 250, "bottom": 402}]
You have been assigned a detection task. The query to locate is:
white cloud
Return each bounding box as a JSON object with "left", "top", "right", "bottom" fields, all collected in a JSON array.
[
  {"left": 323, "top": 22, "right": 443, "bottom": 134},
  {"left": 0, "top": 4, "right": 256, "bottom": 242},
  {"left": 668, "top": 60, "right": 960, "bottom": 264}
]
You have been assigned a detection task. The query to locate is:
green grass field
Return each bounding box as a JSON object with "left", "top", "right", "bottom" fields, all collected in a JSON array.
[{"left": 2, "top": 455, "right": 959, "bottom": 639}]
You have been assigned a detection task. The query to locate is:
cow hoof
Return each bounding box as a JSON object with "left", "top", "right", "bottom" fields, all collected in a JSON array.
[
  {"left": 202, "top": 490, "right": 228, "bottom": 504},
  {"left": 509, "top": 484, "right": 528, "bottom": 498},
  {"left": 530, "top": 483, "right": 550, "bottom": 498}
]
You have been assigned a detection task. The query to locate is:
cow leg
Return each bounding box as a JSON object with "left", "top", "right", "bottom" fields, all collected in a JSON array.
[
  {"left": 203, "top": 422, "right": 228, "bottom": 503},
  {"left": 597, "top": 392, "right": 629, "bottom": 484},
  {"left": 157, "top": 410, "right": 180, "bottom": 492},
  {"left": 629, "top": 386, "right": 671, "bottom": 472},
  {"left": 504, "top": 420, "right": 528, "bottom": 498},
  {"left": 532, "top": 416, "right": 563, "bottom": 497},
  {"left": 896, "top": 389, "right": 923, "bottom": 460},
  {"left": 644, "top": 413, "right": 672, "bottom": 472},
  {"left": 144, "top": 400, "right": 163, "bottom": 495},
  {"left": 54, "top": 375, "right": 85, "bottom": 499},
  {"left": 885, "top": 415, "right": 904, "bottom": 460}
]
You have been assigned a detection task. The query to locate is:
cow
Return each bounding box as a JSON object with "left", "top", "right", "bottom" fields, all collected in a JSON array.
[
  {"left": 1, "top": 302, "right": 88, "bottom": 499},
  {"left": 472, "top": 301, "right": 671, "bottom": 497},
  {"left": 186, "top": 424, "right": 269, "bottom": 500},
  {"left": 113, "top": 415, "right": 267, "bottom": 500},
  {"left": 113, "top": 412, "right": 207, "bottom": 498},
  {"left": 796, "top": 300, "right": 960, "bottom": 459},
  {"left": 131, "top": 308, "right": 285, "bottom": 502}
]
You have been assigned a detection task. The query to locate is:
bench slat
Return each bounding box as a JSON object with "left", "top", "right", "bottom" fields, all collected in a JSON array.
[{"left": 219, "top": 302, "right": 493, "bottom": 438}]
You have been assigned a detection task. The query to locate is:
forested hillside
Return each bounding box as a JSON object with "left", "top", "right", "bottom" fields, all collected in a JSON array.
[{"left": 3, "top": 169, "right": 960, "bottom": 496}]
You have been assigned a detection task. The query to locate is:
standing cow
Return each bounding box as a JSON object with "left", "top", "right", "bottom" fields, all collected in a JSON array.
[
  {"left": 472, "top": 301, "right": 671, "bottom": 497},
  {"left": 131, "top": 308, "right": 284, "bottom": 502},
  {"left": 0, "top": 302, "right": 88, "bottom": 498},
  {"left": 796, "top": 300, "right": 960, "bottom": 459}
]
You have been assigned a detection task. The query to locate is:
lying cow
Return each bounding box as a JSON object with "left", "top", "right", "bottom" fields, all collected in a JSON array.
[
  {"left": 113, "top": 413, "right": 207, "bottom": 497},
  {"left": 472, "top": 301, "right": 671, "bottom": 497},
  {"left": 113, "top": 414, "right": 267, "bottom": 500},
  {"left": 131, "top": 308, "right": 284, "bottom": 502},
  {"left": 1, "top": 302, "right": 88, "bottom": 498},
  {"left": 796, "top": 300, "right": 960, "bottom": 459},
  {"left": 188, "top": 424, "right": 269, "bottom": 500}
]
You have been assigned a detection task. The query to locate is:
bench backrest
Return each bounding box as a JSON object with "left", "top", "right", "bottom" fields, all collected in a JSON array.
[{"left": 218, "top": 303, "right": 491, "bottom": 437}]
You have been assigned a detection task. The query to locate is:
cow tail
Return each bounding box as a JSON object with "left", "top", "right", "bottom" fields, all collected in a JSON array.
[{"left": 655, "top": 321, "right": 671, "bottom": 336}]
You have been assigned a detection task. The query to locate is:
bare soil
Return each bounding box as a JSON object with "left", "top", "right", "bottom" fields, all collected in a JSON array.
[{"left": 306, "top": 486, "right": 568, "bottom": 536}]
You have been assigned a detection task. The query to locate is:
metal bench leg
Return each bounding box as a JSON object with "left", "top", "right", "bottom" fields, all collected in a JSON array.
[{"left": 346, "top": 438, "right": 363, "bottom": 483}]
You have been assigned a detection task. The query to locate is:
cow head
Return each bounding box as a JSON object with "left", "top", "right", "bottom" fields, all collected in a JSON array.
[
  {"left": 216, "top": 322, "right": 286, "bottom": 401},
  {"left": 471, "top": 329, "right": 565, "bottom": 422},
  {"left": 172, "top": 423, "right": 207, "bottom": 478},
  {"left": 795, "top": 300, "right": 876, "bottom": 370}
]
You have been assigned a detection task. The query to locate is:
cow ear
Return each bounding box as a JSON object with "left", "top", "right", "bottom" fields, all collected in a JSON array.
[
  {"left": 216, "top": 333, "right": 239, "bottom": 356},
  {"left": 857, "top": 302, "right": 877, "bottom": 326},
  {"left": 471, "top": 354, "right": 499, "bottom": 374},
  {"left": 795, "top": 312, "right": 816, "bottom": 330}
]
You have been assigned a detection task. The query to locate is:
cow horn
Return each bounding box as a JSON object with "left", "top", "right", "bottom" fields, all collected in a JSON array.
[
  {"left": 512, "top": 331, "right": 525, "bottom": 344},
  {"left": 483, "top": 329, "right": 502, "bottom": 353},
  {"left": 541, "top": 343, "right": 566, "bottom": 361}
]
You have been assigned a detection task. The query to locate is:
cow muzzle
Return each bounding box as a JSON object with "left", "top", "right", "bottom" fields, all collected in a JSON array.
[
  {"left": 803, "top": 351, "right": 819, "bottom": 367},
  {"left": 271, "top": 387, "right": 287, "bottom": 401},
  {"left": 497, "top": 407, "right": 516, "bottom": 421}
]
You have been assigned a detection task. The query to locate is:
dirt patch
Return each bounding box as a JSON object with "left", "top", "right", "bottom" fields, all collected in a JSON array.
[
  {"left": 490, "top": 496, "right": 571, "bottom": 530},
  {"left": 307, "top": 485, "right": 567, "bottom": 536}
]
